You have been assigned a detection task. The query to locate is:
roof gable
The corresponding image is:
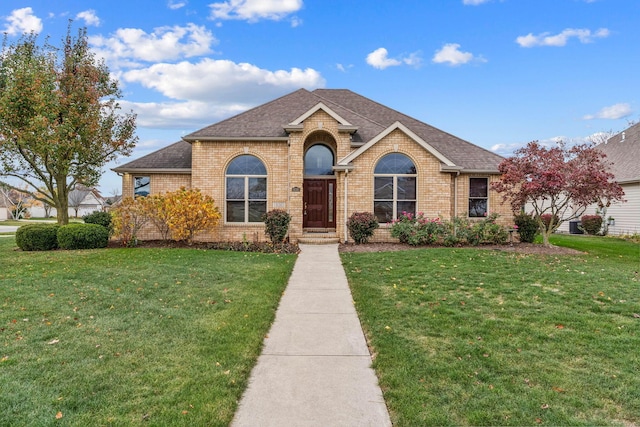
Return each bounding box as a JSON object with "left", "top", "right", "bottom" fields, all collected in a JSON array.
[
  {"left": 338, "top": 121, "right": 456, "bottom": 167},
  {"left": 598, "top": 122, "right": 640, "bottom": 183},
  {"left": 288, "top": 102, "right": 353, "bottom": 127}
]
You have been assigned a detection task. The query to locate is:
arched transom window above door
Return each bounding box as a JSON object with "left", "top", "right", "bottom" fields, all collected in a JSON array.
[
  {"left": 304, "top": 144, "right": 334, "bottom": 176},
  {"left": 225, "top": 155, "right": 267, "bottom": 223},
  {"left": 373, "top": 153, "right": 417, "bottom": 223}
]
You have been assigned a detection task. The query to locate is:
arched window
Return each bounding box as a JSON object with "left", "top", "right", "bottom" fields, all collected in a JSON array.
[
  {"left": 304, "top": 144, "right": 334, "bottom": 175},
  {"left": 373, "top": 153, "right": 417, "bottom": 222},
  {"left": 226, "top": 155, "right": 267, "bottom": 223}
]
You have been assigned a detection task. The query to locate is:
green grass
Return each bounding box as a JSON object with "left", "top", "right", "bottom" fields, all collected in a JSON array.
[
  {"left": 342, "top": 235, "right": 640, "bottom": 426},
  {"left": 0, "top": 238, "right": 295, "bottom": 426}
]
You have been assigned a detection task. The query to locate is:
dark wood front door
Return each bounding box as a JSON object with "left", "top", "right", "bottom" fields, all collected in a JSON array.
[{"left": 303, "top": 179, "right": 336, "bottom": 229}]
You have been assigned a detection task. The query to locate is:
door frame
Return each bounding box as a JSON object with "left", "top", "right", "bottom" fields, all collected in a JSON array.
[{"left": 303, "top": 178, "right": 336, "bottom": 229}]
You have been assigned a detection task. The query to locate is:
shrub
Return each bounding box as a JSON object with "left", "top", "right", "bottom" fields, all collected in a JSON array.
[
  {"left": 263, "top": 209, "right": 292, "bottom": 244},
  {"left": 15, "top": 224, "right": 59, "bottom": 251},
  {"left": 57, "top": 223, "right": 109, "bottom": 250},
  {"left": 111, "top": 197, "right": 149, "bottom": 247},
  {"left": 347, "top": 212, "right": 379, "bottom": 244},
  {"left": 514, "top": 213, "right": 539, "bottom": 243},
  {"left": 390, "top": 212, "right": 444, "bottom": 246},
  {"left": 581, "top": 215, "right": 603, "bottom": 235},
  {"left": 163, "top": 187, "right": 221, "bottom": 243},
  {"left": 82, "top": 211, "right": 112, "bottom": 232},
  {"left": 445, "top": 213, "right": 508, "bottom": 246}
]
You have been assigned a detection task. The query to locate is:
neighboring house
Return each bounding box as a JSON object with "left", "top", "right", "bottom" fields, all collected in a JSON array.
[
  {"left": 30, "top": 186, "right": 105, "bottom": 218},
  {"left": 113, "top": 89, "right": 513, "bottom": 243},
  {"left": 554, "top": 122, "right": 639, "bottom": 235},
  {"left": 0, "top": 193, "right": 8, "bottom": 220}
]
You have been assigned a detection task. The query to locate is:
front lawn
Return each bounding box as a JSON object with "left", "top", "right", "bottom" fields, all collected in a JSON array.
[
  {"left": 0, "top": 238, "right": 295, "bottom": 426},
  {"left": 342, "top": 235, "right": 639, "bottom": 426}
]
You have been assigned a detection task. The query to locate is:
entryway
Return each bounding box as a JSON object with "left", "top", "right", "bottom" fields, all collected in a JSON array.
[{"left": 303, "top": 179, "right": 336, "bottom": 229}]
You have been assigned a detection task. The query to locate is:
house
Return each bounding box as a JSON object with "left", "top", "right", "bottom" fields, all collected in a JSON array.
[
  {"left": 0, "top": 193, "right": 8, "bottom": 220},
  {"left": 113, "top": 89, "right": 513, "bottom": 243},
  {"left": 592, "top": 123, "right": 639, "bottom": 235},
  {"left": 29, "top": 185, "right": 105, "bottom": 218}
]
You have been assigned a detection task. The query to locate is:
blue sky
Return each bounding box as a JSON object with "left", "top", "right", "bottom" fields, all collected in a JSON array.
[{"left": 2, "top": 0, "right": 638, "bottom": 195}]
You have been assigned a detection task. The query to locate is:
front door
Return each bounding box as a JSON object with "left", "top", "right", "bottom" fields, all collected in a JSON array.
[{"left": 303, "top": 179, "right": 336, "bottom": 229}]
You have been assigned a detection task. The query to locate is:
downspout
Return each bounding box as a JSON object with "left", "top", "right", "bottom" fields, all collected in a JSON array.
[
  {"left": 344, "top": 169, "right": 349, "bottom": 243},
  {"left": 454, "top": 171, "right": 460, "bottom": 236}
]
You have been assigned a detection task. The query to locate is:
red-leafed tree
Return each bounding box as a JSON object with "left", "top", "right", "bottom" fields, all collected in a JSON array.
[
  {"left": 0, "top": 26, "right": 137, "bottom": 225},
  {"left": 492, "top": 141, "right": 625, "bottom": 246}
]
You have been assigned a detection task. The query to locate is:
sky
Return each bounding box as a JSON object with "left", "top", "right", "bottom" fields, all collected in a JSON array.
[{"left": 2, "top": 0, "right": 639, "bottom": 195}]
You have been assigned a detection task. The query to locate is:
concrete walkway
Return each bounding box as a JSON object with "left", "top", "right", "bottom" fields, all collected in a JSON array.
[{"left": 232, "top": 244, "right": 391, "bottom": 427}]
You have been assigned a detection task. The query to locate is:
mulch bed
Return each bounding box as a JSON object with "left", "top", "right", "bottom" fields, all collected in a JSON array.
[{"left": 338, "top": 241, "right": 583, "bottom": 255}]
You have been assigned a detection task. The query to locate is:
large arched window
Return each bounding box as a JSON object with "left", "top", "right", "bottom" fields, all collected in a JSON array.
[
  {"left": 304, "top": 144, "right": 334, "bottom": 175},
  {"left": 373, "top": 153, "right": 417, "bottom": 222},
  {"left": 226, "top": 155, "right": 267, "bottom": 223}
]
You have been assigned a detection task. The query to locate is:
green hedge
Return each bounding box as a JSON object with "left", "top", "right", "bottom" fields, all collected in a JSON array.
[
  {"left": 57, "top": 223, "right": 109, "bottom": 250},
  {"left": 82, "top": 211, "right": 112, "bottom": 232},
  {"left": 15, "top": 224, "right": 60, "bottom": 251}
]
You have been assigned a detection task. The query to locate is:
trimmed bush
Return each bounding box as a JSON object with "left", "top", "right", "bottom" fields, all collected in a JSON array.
[
  {"left": 263, "top": 209, "right": 292, "bottom": 244},
  {"left": 581, "top": 215, "right": 603, "bottom": 235},
  {"left": 347, "top": 212, "right": 379, "bottom": 244},
  {"left": 82, "top": 211, "right": 112, "bottom": 232},
  {"left": 57, "top": 223, "right": 109, "bottom": 250},
  {"left": 390, "top": 212, "right": 445, "bottom": 246},
  {"left": 15, "top": 224, "right": 59, "bottom": 251},
  {"left": 514, "top": 213, "right": 539, "bottom": 243}
]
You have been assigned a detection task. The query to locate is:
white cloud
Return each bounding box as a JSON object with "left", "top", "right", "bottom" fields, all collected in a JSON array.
[
  {"left": 432, "top": 43, "right": 483, "bottom": 66},
  {"left": 168, "top": 0, "right": 187, "bottom": 9},
  {"left": 89, "top": 24, "right": 216, "bottom": 68},
  {"left": 123, "top": 59, "right": 324, "bottom": 101},
  {"left": 209, "top": 0, "right": 303, "bottom": 22},
  {"left": 366, "top": 47, "right": 421, "bottom": 70},
  {"left": 3, "top": 7, "right": 43, "bottom": 35},
  {"left": 463, "top": 0, "right": 490, "bottom": 5},
  {"left": 121, "top": 58, "right": 325, "bottom": 128},
  {"left": 516, "top": 27, "right": 610, "bottom": 47},
  {"left": 366, "top": 48, "right": 401, "bottom": 69},
  {"left": 583, "top": 103, "right": 633, "bottom": 120},
  {"left": 76, "top": 10, "right": 101, "bottom": 27}
]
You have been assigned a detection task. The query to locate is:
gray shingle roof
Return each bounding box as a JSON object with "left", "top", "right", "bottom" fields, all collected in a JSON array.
[
  {"left": 113, "top": 140, "right": 192, "bottom": 173},
  {"left": 598, "top": 122, "right": 640, "bottom": 183},
  {"left": 116, "top": 89, "right": 504, "bottom": 173}
]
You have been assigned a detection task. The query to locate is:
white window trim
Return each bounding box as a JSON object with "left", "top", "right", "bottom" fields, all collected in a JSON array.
[
  {"left": 468, "top": 177, "right": 489, "bottom": 218},
  {"left": 225, "top": 174, "right": 267, "bottom": 224},
  {"left": 373, "top": 173, "right": 418, "bottom": 221}
]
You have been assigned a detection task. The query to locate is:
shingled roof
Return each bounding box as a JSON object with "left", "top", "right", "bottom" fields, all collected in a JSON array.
[
  {"left": 113, "top": 140, "right": 192, "bottom": 173},
  {"left": 598, "top": 122, "right": 640, "bottom": 183},
  {"left": 115, "top": 89, "right": 504, "bottom": 173}
]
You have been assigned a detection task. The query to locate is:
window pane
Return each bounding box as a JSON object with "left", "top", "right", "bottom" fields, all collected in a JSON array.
[
  {"left": 374, "top": 153, "right": 416, "bottom": 174},
  {"left": 134, "top": 176, "right": 150, "bottom": 197},
  {"left": 397, "top": 201, "right": 416, "bottom": 217},
  {"left": 226, "top": 178, "right": 245, "bottom": 199},
  {"left": 248, "top": 201, "right": 267, "bottom": 222},
  {"left": 227, "top": 201, "right": 245, "bottom": 222},
  {"left": 469, "top": 178, "right": 488, "bottom": 198},
  {"left": 374, "top": 201, "right": 393, "bottom": 223},
  {"left": 248, "top": 178, "right": 267, "bottom": 200},
  {"left": 227, "top": 155, "right": 267, "bottom": 175},
  {"left": 374, "top": 177, "right": 393, "bottom": 199},
  {"left": 397, "top": 177, "right": 416, "bottom": 200},
  {"left": 328, "top": 182, "right": 334, "bottom": 223},
  {"left": 304, "top": 145, "right": 334, "bottom": 175},
  {"left": 469, "top": 199, "right": 487, "bottom": 217}
]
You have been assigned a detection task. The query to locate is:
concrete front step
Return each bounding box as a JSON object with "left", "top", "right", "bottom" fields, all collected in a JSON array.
[{"left": 297, "top": 232, "right": 341, "bottom": 244}]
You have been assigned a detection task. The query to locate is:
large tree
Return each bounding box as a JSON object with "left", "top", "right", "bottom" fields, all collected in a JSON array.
[
  {"left": 0, "top": 26, "right": 137, "bottom": 225},
  {"left": 492, "top": 141, "right": 625, "bottom": 246}
]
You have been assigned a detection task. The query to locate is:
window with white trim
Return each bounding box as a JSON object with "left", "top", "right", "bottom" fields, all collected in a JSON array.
[
  {"left": 469, "top": 177, "right": 488, "bottom": 217},
  {"left": 373, "top": 153, "right": 417, "bottom": 222},
  {"left": 226, "top": 155, "right": 267, "bottom": 223}
]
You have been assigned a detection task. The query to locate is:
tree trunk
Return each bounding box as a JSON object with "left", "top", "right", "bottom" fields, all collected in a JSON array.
[{"left": 55, "top": 177, "right": 70, "bottom": 225}]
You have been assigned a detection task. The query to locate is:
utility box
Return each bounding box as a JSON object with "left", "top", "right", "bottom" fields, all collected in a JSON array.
[{"left": 569, "top": 220, "right": 583, "bottom": 234}]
